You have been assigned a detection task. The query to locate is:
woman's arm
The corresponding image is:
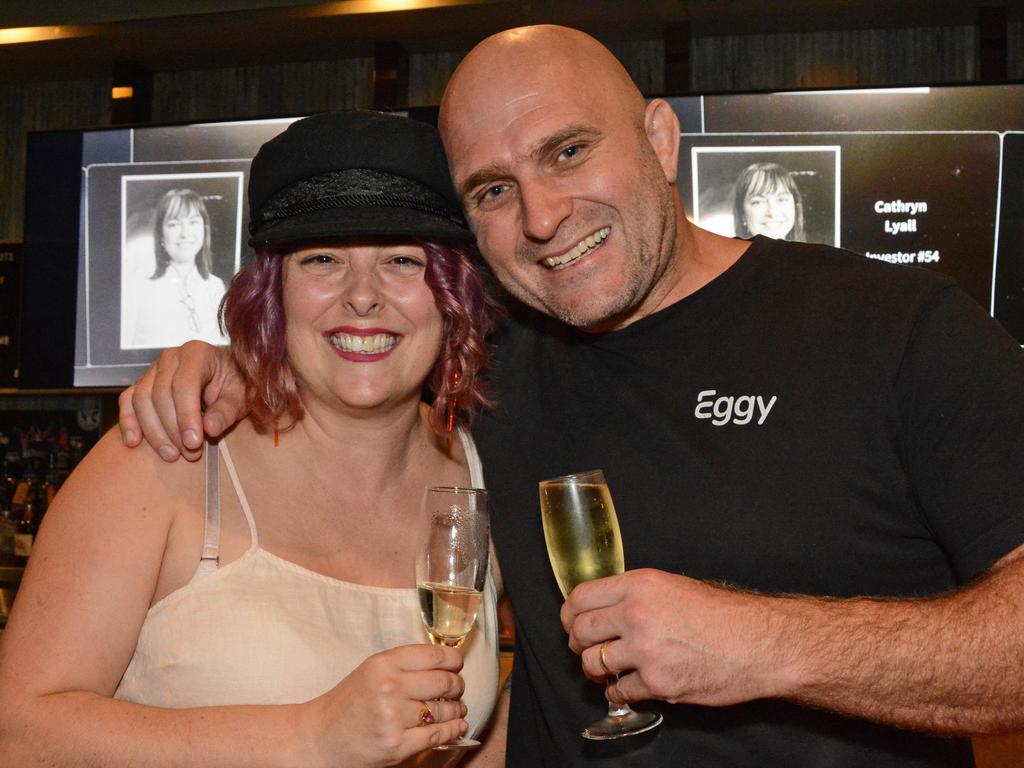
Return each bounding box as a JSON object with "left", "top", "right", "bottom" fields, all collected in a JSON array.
[{"left": 0, "top": 430, "right": 467, "bottom": 768}]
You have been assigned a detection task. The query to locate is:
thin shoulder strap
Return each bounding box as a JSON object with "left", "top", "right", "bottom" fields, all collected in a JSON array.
[
  {"left": 455, "top": 427, "right": 502, "bottom": 596},
  {"left": 193, "top": 441, "right": 222, "bottom": 579},
  {"left": 456, "top": 427, "right": 485, "bottom": 488},
  {"left": 219, "top": 437, "right": 260, "bottom": 547}
]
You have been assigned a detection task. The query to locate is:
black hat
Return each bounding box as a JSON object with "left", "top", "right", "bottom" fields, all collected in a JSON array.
[{"left": 247, "top": 111, "right": 473, "bottom": 247}]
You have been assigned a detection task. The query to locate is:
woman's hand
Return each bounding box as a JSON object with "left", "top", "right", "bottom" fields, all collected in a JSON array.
[
  {"left": 118, "top": 340, "right": 248, "bottom": 462},
  {"left": 303, "top": 644, "right": 470, "bottom": 768}
]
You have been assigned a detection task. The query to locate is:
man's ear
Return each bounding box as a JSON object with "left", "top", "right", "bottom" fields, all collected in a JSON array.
[{"left": 644, "top": 98, "right": 681, "bottom": 183}]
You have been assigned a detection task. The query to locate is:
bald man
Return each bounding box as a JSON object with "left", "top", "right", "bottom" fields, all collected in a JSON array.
[{"left": 120, "top": 25, "right": 1024, "bottom": 768}]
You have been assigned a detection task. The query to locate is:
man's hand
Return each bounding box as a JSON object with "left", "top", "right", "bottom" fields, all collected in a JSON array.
[
  {"left": 561, "top": 556, "right": 1024, "bottom": 736},
  {"left": 118, "top": 341, "right": 248, "bottom": 462},
  {"left": 560, "top": 568, "right": 788, "bottom": 707}
]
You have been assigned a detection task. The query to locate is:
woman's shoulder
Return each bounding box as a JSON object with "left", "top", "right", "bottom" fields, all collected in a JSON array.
[
  {"left": 54, "top": 427, "right": 206, "bottom": 532},
  {"left": 81, "top": 426, "right": 203, "bottom": 480}
]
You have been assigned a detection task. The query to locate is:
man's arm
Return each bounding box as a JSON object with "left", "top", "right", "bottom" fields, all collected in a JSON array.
[
  {"left": 562, "top": 542, "right": 1024, "bottom": 736},
  {"left": 119, "top": 340, "right": 248, "bottom": 461}
]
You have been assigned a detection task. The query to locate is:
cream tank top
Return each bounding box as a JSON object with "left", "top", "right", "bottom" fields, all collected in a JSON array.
[{"left": 115, "top": 429, "right": 500, "bottom": 740}]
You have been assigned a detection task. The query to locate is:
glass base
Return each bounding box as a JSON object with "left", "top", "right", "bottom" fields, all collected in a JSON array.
[
  {"left": 582, "top": 709, "right": 663, "bottom": 741},
  {"left": 434, "top": 737, "right": 481, "bottom": 751}
]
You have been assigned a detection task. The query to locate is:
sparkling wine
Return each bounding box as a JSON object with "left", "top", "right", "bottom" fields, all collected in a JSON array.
[
  {"left": 417, "top": 582, "right": 483, "bottom": 646},
  {"left": 540, "top": 482, "right": 624, "bottom": 597}
]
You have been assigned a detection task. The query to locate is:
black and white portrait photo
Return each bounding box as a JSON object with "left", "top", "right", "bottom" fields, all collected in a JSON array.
[
  {"left": 73, "top": 128, "right": 278, "bottom": 386},
  {"left": 690, "top": 146, "right": 841, "bottom": 246},
  {"left": 119, "top": 173, "right": 242, "bottom": 349}
]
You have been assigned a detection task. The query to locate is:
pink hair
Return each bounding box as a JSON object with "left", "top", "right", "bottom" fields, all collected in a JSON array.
[{"left": 220, "top": 240, "right": 500, "bottom": 436}]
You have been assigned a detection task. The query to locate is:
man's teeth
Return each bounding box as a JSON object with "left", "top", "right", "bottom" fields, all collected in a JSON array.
[
  {"left": 542, "top": 227, "right": 611, "bottom": 270},
  {"left": 329, "top": 333, "right": 397, "bottom": 354}
]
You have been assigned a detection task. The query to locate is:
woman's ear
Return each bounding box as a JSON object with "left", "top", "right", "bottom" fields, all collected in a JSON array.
[{"left": 644, "top": 99, "right": 681, "bottom": 183}]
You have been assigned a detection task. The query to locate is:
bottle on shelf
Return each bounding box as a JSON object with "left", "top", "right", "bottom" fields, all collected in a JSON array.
[
  {"left": 10, "top": 456, "right": 45, "bottom": 566},
  {"left": 0, "top": 492, "right": 15, "bottom": 567},
  {"left": 0, "top": 419, "right": 92, "bottom": 565},
  {"left": 2, "top": 432, "right": 21, "bottom": 504},
  {"left": 13, "top": 499, "right": 37, "bottom": 566},
  {"left": 41, "top": 454, "right": 58, "bottom": 510}
]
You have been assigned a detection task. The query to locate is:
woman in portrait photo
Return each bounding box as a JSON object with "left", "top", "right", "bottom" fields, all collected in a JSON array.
[
  {"left": 125, "top": 188, "right": 228, "bottom": 348},
  {"left": 733, "top": 162, "right": 807, "bottom": 242}
]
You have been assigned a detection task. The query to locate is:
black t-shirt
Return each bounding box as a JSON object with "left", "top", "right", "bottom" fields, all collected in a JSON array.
[{"left": 474, "top": 236, "right": 1024, "bottom": 767}]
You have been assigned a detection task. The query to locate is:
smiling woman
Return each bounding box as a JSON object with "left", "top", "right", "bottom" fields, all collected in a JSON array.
[
  {"left": 0, "top": 111, "right": 506, "bottom": 768},
  {"left": 274, "top": 241, "right": 446, "bottom": 421},
  {"left": 217, "top": 111, "right": 500, "bottom": 435}
]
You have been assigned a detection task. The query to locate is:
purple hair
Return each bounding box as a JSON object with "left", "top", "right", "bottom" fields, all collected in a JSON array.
[{"left": 221, "top": 240, "right": 500, "bottom": 436}]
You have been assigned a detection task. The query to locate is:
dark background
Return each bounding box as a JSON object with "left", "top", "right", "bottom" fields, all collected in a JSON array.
[{"left": 993, "top": 132, "right": 1024, "bottom": 341}]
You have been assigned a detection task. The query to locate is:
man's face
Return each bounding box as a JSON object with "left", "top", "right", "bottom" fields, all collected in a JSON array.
[{"left": 441, "top": 63, "right": 678, "bottom": 332}]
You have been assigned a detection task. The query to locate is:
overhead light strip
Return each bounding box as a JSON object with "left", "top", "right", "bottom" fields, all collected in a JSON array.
[
  {"left": 0, "top": 25, "right": 95, "bottom": 45},
  {"left": 309, "top": 0, "right": 502, "bottom": 16}
]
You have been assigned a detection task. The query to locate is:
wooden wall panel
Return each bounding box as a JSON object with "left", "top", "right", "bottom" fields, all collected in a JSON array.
[
  {"left": 408, "top": 51, "right": 465, "bottom": 109},
  {"left": 0, "top": 22, "right": 1014, "bottom": 243},
  {"left": 1009, "top": 19, "right": 1023, "bottom": 79},
  {"left": 692, "top": 25, "right": 977, "bottom": 91},
  {"left": 608, "top": 38, "right": 665, "bottom": 96},
  {"left": 406, "top": 40, "right": 665, "bottom": 110},
  {"left": 0, "top": 79, "right": 109, "bottom": 243},
  {"left": 151, "top": 56, "right": 374, "bottom": 124}
]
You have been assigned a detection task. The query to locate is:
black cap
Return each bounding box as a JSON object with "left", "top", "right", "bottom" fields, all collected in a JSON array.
[{"left": 247, "top": 111, "right": 473, "bottom": 247}]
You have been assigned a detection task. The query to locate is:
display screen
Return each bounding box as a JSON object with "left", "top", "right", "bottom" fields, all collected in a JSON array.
[
  {"left": 72, "top": 118, "right": 298, "bottom": 386},
  {"left": 18, "top": 86, "right": 1024, "bottom": 389},
  {"left": 667, "top": 86, "right": 1024, "bottom": 342}
]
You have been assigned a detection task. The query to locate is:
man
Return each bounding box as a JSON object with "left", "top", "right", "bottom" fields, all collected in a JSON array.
[{"left": 120, "top": 25, "right": 1024, "bottom": 767}]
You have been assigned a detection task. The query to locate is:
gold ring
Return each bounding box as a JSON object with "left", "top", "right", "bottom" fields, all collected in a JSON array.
[
  {"left": 598, "top": 641, "right": 616, "bottom": 677},
  {"left": 418, "top": 701, "right": 434, "bottom": 726}
]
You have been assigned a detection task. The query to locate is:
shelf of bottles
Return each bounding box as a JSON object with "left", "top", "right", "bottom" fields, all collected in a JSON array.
[{"left": 0, "top": 390, "right": 117, "bottom": 626}]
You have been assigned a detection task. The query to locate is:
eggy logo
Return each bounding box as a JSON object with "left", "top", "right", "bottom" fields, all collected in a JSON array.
[{"left": 694, "top": 390, "right": 777, "bottom": 426}]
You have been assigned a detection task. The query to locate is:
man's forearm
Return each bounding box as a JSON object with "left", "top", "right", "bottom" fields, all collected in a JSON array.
[{"left": 773, "top": 549, "right": 1024, "bottom": 735}]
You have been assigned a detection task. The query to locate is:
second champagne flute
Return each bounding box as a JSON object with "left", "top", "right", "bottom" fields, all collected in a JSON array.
[
  {"left": 416, "top": 486, "right": 489, "bottom": 750},
  {"left": 539, "top": 469, "right": 663, "bottom": 740}
]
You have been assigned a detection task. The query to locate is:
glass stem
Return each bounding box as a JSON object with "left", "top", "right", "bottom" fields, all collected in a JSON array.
[{"left": 605, "top": 674, "right": 633, "bottom": 718}]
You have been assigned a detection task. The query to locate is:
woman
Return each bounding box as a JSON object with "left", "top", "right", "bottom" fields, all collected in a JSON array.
[
  {"left": 733, "top": 162, "right": 806, "bottom": 242},
  {"left": 125, "top": 188, "right": 228, "bottom": 348},
  {"left": 0, "top": 112, "right": 506, "bottom": 767}
]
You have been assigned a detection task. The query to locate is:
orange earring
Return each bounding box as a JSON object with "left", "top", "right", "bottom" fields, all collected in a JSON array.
[{"left": 445, "top": 370, "right": 461, "bottom": 434}]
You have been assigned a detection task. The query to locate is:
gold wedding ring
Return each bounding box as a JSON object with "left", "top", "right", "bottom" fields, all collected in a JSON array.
[
  {"left": 598, "top": 641, "right": 616, "bottom": 677},
  {"left": 418, "top": 701, "right": 435, "bottom": 726}
]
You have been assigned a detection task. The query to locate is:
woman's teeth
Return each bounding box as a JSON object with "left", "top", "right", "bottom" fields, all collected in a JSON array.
[
  {"left": 329, "top": 333, "right": 397, "bottom": 354},
  {"left": 543, "top": 227, "right": 611, "bottom": 270}
]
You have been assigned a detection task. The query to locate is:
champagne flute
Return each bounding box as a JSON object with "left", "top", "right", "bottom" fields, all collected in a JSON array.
[
  {"left": 539, "top": 469, "right": 663, "bottom": 740},
  {"left": 416, "top": 486, "right": 489, "bottom": 750}
]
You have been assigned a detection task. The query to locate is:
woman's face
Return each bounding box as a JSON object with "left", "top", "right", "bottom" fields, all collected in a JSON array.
[
  {"left": 281, "top": 241, "right": 444, "bottom": 415},
  {"left": 743, "top": 183, "right": 796, "bottom": 240},
  {"left": 161, "top": 205, "right": 206, "bottom": 265}
]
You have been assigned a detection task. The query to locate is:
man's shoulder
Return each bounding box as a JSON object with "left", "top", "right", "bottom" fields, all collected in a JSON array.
[
  {"left": 744, "top": 237, "right": 959, "bottom": 317},
  {"left": 754, "top": 237, "right": 952, "bottom": 287}
]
